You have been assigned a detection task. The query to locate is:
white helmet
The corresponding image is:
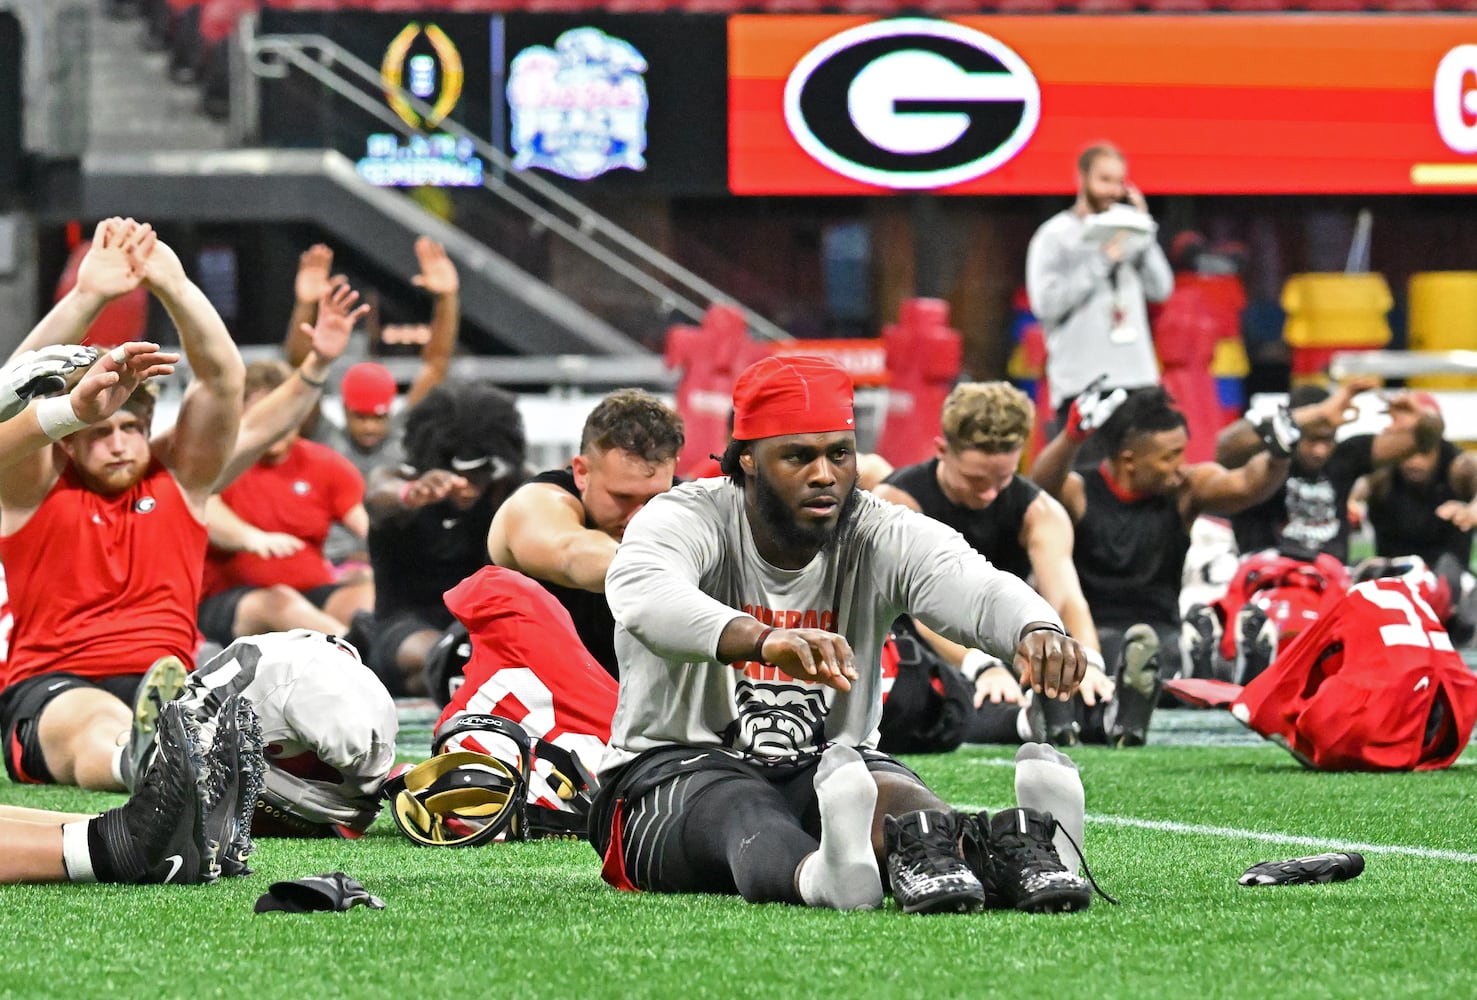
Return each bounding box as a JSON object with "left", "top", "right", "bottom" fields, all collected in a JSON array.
[{"left": 186, "top": 629, "right": 399, "bottom": 837}]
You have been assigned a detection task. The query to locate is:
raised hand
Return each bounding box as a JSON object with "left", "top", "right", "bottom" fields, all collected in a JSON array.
[
  {"left": 300, "top": 280, "right": 371, "bottom": 365},
  {"left": 69, "top": 342, "right": 179, "bottom": 424},
  {"left": 1256, "top": 404, "right": 1302, "bottom": 460},
  {"left": 76, "top": 218, "right": 153, "bottom": 300},
  {"left": 0, "top": 345, "right": 99, "bottom": 421},
  {"left": 124, "top": 226, "right": 188, "bottom": 294},
  {"left": 295, "top": 244, "right": 335, "bottom": 305},
  {"left": 410, "top": 237, "right": 459, "bottom": 297},
  {"left": 1066, "top": 374, "right": 1129, "bottom": 443}
]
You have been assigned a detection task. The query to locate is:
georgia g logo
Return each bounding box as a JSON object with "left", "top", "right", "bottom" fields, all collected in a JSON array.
[{"left": 783, "top": 19, "right": 1040, "bottom": 190}]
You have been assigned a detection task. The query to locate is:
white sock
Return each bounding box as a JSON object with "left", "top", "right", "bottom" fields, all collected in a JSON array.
[
  {"left": 796, "top": 744, "right": 882, "bottom": 911},
  {"left": 109, "top": 744, "right": 127, "bottom": 789},
  {"left": 1014, "top": 742, "right": 1085, "bottom": 874},
  {"left": 61, "top": 821, "right": 97, "bottom": 883}
]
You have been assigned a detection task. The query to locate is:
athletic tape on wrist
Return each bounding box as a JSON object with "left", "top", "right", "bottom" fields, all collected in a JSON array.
[
  {"left": 36, "top": 395, "right": 89, "bottom": 441},
  {"left": 1084, "top": 647, "right": 1105, "bottom": 671},
  {"left": 960, "top": 647, "right": 991, "bottom": 682}
]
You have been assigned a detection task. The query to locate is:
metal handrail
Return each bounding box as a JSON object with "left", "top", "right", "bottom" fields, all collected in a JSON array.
[{"left": 246, "top": 31, "right": 792, "bottom": 343}]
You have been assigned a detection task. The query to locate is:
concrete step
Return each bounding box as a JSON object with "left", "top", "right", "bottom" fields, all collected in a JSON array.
[{"left": 86, "top": 0, "right": 231, "bottom": 154}]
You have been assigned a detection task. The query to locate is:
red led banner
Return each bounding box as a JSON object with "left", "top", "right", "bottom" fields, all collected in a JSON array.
[{"left": 729, "top": 15, "right": 1477, "bottom": 195}]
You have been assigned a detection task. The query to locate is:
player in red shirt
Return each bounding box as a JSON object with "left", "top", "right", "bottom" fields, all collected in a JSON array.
[
  {"left": 0, "top": 218, "right": 245, "bottom": 793},
  {"left": 198, "top": 358, "right": 373, "bottom": 646}
]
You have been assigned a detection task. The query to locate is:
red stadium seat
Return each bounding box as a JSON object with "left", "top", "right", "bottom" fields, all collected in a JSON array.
[
  {"left": 606, "top": 0, "right": 679, "bottom": 11},
  {"left": 1145, "top": 0, "right": 1212, "bottom": 10},
  {"left": 917, "top": 0, "right": 996, "bottom": 12},
  {"left": 1210, "top": 0, "right": 1288, "bottom": 12},
  {"left": 994, "top": 0, "right": 1060, "bottom": 12},
  {"left": 1379, "top": 0, "right": 1438, "bottom": 9},
  {"left": 1074, "top": 0, "right": 1136, "bottom": 12},
  {"left": 757, "top": 0, "right": 829, "bottom": 12},
  {"left": 1296, "top": 0, "right": 1369, "bottom": 9},
  {"left": 837, "top": 0, "right": 908, "bottom": 12}
]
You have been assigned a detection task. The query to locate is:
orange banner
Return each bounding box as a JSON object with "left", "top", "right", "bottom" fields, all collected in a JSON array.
[{"left": 729, "top": 15, "right": 1477, "bottom": 195}]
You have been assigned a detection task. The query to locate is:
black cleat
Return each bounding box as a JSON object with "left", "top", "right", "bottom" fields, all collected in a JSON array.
[
  {"left": 1235, "top": 606, "right": 1277, "bottom": 685},
  {"left": 1105, "top": 625, "right": 1161, "bottom": 748},
  {"left": 969, "top": 807, "right": 1093, "bottom": 913},
  {"left": 1182, "top": 603, "right": 1226, "bottom": 682},
  {"left": 124, "top": 655, "right": 189, "bottom": 792},
  {"left": 1239, "top": 852, "right": 1365, "bottom": 886},
  {"left": 1026, "top": 692, "right": 1081, "bottom": 747},
  {"left": 200, "top": 694, "right": 265, "bottom": 879},
  {"left": 884, "top": 809, "right": 986, "bottom": 915},
  {"left": 93, "top": 701, "right": 209, "bottom": 884}
]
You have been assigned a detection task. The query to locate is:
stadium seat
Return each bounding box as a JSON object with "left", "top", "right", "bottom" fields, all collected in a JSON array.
[
  {"left": 1145, "top": 0, "right": 1213, "bottom": 10},
  {"left": 1210, "top": 0, "right": 1289, "bottom": 11},
  {"left": 1074, "top": 0, "right": 1137, "bottom": 12},
  {"left": 917, "top": 0, "right": 996, "bottom": 12},
  {"left": 757, "top": 0, "right": 829, "bottom": 13},
  {"left": 1296, "top": 0, "right": 1369, "bottom": 9},
  {"left": 994, "top": 0, "right": 1061, "bottom": 12},
  {"left": 606, "top": 0, "right": 680, "bottom": 11}
]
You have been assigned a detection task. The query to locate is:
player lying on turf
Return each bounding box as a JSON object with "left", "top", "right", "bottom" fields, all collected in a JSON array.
[{"left": 593, "top": 355, "right": 1107, "bottom": 915}]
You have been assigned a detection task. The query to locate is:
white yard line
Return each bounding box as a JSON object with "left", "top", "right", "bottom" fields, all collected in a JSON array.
[{"left": 954, "top": 797, "right": 1477, "bottom": 864}]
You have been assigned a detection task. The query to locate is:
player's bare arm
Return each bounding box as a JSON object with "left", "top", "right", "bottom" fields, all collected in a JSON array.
[
  {"left": 1370, "top": 393, "right": 1444, "bottom": 466},
  {"left": 1435, "top": 452, "right": 1477, "bottom": 531},
  {"left": 1183, "top": 452, "right": 1292, "bottom": 522},
  {"left": 215, "top": 281, "right": 368, "bottom": 489},
  {"left": 405, "top": 237, "right": 459, "bottom": 408},
  {"left": 129, "top": 230, "right": 246, "bottom": 511},
  {"left": 1022, "top": 492, "right": 1112, "bottom": 705},
  {"left": 487, "top": 481, "right": 618, "bottom": 592},
  {"left": 283, "top": 243, "right": 335, "bottom": 367}
]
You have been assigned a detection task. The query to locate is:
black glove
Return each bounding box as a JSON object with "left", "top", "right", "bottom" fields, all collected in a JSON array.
[
  {"left": 1255, "top": 405, "right": 1301, "bottom": 460},
  {"left": 254, "top": 872, "right": 385, "bottom": 913}
]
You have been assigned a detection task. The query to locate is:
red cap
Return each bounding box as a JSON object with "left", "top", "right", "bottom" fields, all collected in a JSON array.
[
  {"left": 340, "top": 363, "right": 396, "bottom": 416},
  {"left": 732, "top": 355, "right": 855, "bottom": 441}
]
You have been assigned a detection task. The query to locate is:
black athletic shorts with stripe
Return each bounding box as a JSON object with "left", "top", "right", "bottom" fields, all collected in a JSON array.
[{"left": 589, "top": 744, "right": 920, "bottom": 895}]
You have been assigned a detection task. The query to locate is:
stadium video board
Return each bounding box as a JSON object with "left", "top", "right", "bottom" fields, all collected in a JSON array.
[
  {"left": 728, "top": 16, "right": 1477, "bottom": 195},
  {"left": 259, "top": 10, "right": 495, "bottom": 188},
  {"left": 257, "top": 11, "right": 728, "bottom": 194},
  {"left": 497, "top": 15, "right": 728, "bottom": 195},
  {"left": 0, "top": 14, "right": 20, "bottom": 198}
]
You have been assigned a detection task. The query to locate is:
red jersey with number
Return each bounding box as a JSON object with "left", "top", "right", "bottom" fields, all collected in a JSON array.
[
  {"left": 439, "top": 566, "right": 617, "bottom": 772},
  {"left": 1232, "top": 579, "right": 1477, "bottom": 771},
  {"left": 0, "top": 460, "right": 207, "bottom": 686},
  {"left": 203, "top": 439, "right": 363, "bottom": 597}
]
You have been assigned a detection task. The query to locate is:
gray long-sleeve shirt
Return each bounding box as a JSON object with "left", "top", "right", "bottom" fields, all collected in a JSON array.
[
  {"left": 601, "top": 479, "right": 1060, "bottom": 772},
  {"left": 1025, "top": 209, "right": 1175, "bottom": 409}
]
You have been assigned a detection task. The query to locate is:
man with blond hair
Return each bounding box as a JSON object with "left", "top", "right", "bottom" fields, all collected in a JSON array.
[{"left": 876, "top": 382, "right": 1112, "bottom": 746}]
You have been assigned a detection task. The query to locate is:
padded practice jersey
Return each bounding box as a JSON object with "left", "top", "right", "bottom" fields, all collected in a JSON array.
[
  {"left": 602, "top": 480, "right": 1059, "bottom": 772},
  {"left": 0, "top": 461, "right": 206, "bottom": 686},
  {"left": 1232, "top": 579, "right": 1477, "bottom": 771}
]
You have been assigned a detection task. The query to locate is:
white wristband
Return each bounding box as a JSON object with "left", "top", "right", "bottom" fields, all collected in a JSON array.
[
  {"left": 1084, "top": 647, "right": 1105, "bottom": 671},
  {"left": 36, "top": 395, "right": 89, "bottom": 441},
  {"left": 960, "top": 648, "right": 992, "bottom": 683}
]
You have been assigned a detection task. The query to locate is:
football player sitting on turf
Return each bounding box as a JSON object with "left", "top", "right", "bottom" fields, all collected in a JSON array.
[
  {"left": 874, "top": 381, "right": 1116, "bottom": 749},
  {"left": 595, "top": 355, "right": 1104, "bottom": 915},
  {"left": 362, "top": 381, "right": 528, "bottom": 695},
  {"left": 1030, "top": 382, "right": 1298, "bottom": 745},
  {"left": 0, "top": 220, "right": 245, "bottom": 794}
]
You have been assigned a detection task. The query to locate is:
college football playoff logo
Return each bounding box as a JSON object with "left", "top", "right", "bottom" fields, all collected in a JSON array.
[{"left": 782, "top": 19, "right": 1040, "bottom": 190}]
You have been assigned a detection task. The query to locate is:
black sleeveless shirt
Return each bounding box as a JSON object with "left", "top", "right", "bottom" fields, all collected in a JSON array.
[
  {"left": 369, "top": 487, "right": 498, "bottom": 628},
  {"left": 883, "top": 458, "right": 1039, "bottom": 580},
  {"left": 1074, "top": 466, "right": 1189, "bottom": 627},
  {"left": 521, "top": 468, "right": 621, "bottom": 680},
  {"left": 1368, "top": 441, "right": 1473, "bottom": 569}
]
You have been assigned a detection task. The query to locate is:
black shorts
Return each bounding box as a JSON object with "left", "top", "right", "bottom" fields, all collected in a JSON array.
[
  {"left": 197, "top": 582, "right": 344, "bottom": 645},
  {"left": 589, "top": 744, "right": 920, "bottom": 893},
  {"left": 366, "top": 610, "right": 443, "bottom": 695},
  {"left": 0, "top": 672, "right": 141, "bottom": 784}
]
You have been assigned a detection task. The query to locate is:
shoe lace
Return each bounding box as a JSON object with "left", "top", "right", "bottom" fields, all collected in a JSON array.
[
  {"left": 1051, "top": 821, "right": 1119, "bottom": 906},
  {"left": 897, "top": 823, "right": 967, "bottom": 875}
]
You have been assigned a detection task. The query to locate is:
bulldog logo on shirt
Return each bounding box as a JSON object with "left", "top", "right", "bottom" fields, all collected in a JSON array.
[
  {"left": 134, "top": 497, "right": 156, "bottom": 514},
  {"left": 292, "top": 481, "right": 310, "bottom": 496}
]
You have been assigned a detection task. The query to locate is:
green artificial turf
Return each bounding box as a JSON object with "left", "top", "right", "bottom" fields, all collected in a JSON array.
[{"left": 0, "top": 729, "right": 1471, "bottom": 1000}]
